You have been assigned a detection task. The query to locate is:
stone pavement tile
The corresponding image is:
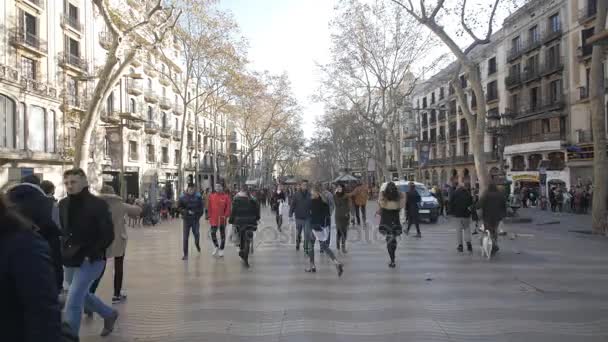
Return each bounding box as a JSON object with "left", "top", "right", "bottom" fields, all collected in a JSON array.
[{"left": 278, "top": 331, "right": 451, "bottom": 342}]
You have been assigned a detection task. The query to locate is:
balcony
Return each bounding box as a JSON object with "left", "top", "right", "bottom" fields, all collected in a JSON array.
[
  {"left": 578, "top": 4, "right": 597, "bottom": 24},
  {"left": 448, "top": 129, "right": 457, "bottom": 139},
  {"left": 119, "top": 109, "right": 143, "bottom": 121},
  {"left": 58, "top": 53, "right": 88, "bottom": 72},
  {"left": 127, "top": 120, "right": 143, "bottom": 130},
  {"left": 61, "top": 14, "right": 82, "bottom": 32},
  {"left": 98, "top": 31, "right": 113, "bottom": 50},
  {"left": 172, "top": 129, "right": 182, "bottom": 141},
  {"left": 64, "top": 95, "right": 87, "bottom": 114},
  {"left": 507, "top": 46, "right": 523, "bottom": 62},
  {"left": 144, "top": 121, "right": 159, "bottom": 134},
  {"left": 159, "top": 97, "right": 172, "bottom": 110},
  {"left": 21, "top": 78, "right": 57, "bottom": 98},
  {"left": 127, "top": 79, "right": 143, "bottom": 96},
  {"left": 486, "top": 93, "right": 499, "bottom": 104},
  {"left": 160, "top": 126, "right": 172, "bottom": 138},
  {"left": 576, "top": 46, "right": 593, "bottom": 62},
  {"left": 540, "top": 59, "right": 564, "bottom": 77},
  {"left": 144, "top": 89, "right": 159, "bottom": 103},
  {"left": 100, "top": 109, "right": 120, "bottom": 124},
  {"left": 522, "top": 68, "right": 541, "bottom": 83},
  {"left": 453, "top": 155, "right": 475, "bottom": 165},
  {"left": 543, "top": 27, "right": 563, "bottom": 44},
  {"left": 522, "top": 39, "right": 542, "bottom": 54},
  {"left": 143, "top": 64, "right": 157, "bottom": 77},
  {"left": 159, "top": 75, "right": 171, "bottom": 86},
  {"left": 0, "top": 64, "right": 20, "bottom": 84},
  {"left": 23, "top": 0, "right": 45, "bottom": 9},
  {"left": 510, "top": 131, "right": 566, "bottom": 145},
  {"left": 421, "top": 121, "right": 428, "bottom": 128},
  {"left": 9, "top": 29, "right": 47, "bottom": 55},
  {"left": 228, "top": 132, "right": 238, "bottom": 142},
  {"left": 458, "top": 129, "right": 469, "bottom": 138},
  {"left": 505, "top": 73, "right": 521, "bottom": 89},
  {"left": 174, "top": 103, "right": 184, "bottom": 116}
]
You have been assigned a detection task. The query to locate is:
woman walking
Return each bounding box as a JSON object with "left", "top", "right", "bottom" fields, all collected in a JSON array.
[
  {"left": 270, "top": 185, "right": 287, "bottom": 232},
  {"left": 378, "top": 182, "right": 404, "bottom": 268},
  {"left": 307, "top": 186, "right": 343, "bottom": 276},
  {"left": 334, "top": 184, "right": 350, "bottom": 253}
]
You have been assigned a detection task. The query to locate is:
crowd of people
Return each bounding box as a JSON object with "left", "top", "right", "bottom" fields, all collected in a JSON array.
[{"left": 1, "top": 167, "right": 515, "bottom": 341}]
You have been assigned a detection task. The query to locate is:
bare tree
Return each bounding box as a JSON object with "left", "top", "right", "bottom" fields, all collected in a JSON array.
[
  {"left": 388, "top": 0, "right": 523, "bottom": 192},
  {"left": 74, "top": 0, "right": 180, "bottom": 169},
  {"left": 320, "top": 0, "right": 439, "bottom": 181},
  {"left": 588, "top": 1, "right": 608, "bottom": 235}
]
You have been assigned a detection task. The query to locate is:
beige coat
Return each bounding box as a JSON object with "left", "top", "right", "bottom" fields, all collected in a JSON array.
[{"left": 100, "top": 194, "right": 142, "bottom": 258}]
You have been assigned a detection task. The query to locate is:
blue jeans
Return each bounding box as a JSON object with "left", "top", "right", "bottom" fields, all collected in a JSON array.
[
  {"left": 295, "top": 218, "right": 312, "bottom": 253},
  {"left": 64, "top": 259, "right": 114, "bottom": 335},
  {"left": 183, "top": 219, "right": 200, "bottom": 256}
]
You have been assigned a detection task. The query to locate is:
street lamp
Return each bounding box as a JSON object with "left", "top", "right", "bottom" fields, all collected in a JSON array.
[{"left": 486, "top": 110, "right": 514, "bottom": 182}]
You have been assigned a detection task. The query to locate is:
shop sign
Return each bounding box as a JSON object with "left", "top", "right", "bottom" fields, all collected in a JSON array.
[{"left": 511, "top": 173, "right": 539, "bottom": 182}]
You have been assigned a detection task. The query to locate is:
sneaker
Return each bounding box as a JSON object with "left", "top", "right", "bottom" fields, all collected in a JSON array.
[
  {"left": 195, "top": 242, "right": 201, "bottom": 253},
  {"left": 212, "top": 247, "right": 218, "bottom": 256},
  {"left": 296, "top": 244, "right": 300, "bottom": 251},
  {"left": 491, "top": 245, "right": 500, "bottom": 256},
  {"left": 336, "top": 263, "right": 344, "bottom": 277},
  {"left": 388, "top": 262, "right": 396, "bottom": 268},
  {"left": 182, "top": 255, "right": 188, "bottom": 260},
  {"left": 218, "top": 249, "right": 224, "bottom": 257},
  {"left": 457, "top": 244, "right": 463, "bottom": 253},
  {"left": 100, "top": 310, "right": 119, "bottom": 337},
  {"left": 415, "top": 233, "right": 422, "bottom": 238},
  {"left": 112, "top": 294, "right": 127, "bottom": 304},
  {"left": 466, "top": 242, "right": 473, "bottom": 253}
]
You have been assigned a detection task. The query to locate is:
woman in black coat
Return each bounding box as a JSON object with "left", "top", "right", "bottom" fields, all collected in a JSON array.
[
  {"left": 378, "top": 182, "right": 404, "bottom": 268},
  {"left": 0, "top": 195, "right": 62, "bottom": 342},
  {"left": 308, "top": 186, "right": 343, "bottom": 276}
]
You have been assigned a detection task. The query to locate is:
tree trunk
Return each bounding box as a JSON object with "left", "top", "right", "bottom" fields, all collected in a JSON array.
[
  {"left": 177, "top": 104, "right": 189, "bottom": 193},
  {"left": 590, "top": 1, "right": 608, "bottom": 235}
]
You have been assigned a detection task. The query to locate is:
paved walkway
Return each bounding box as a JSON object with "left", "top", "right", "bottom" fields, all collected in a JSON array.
[{"left": 81, "top": 203, "right": 608, "bottom": 342}]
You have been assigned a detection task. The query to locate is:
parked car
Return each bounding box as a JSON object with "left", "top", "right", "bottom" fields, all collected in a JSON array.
[{"left": 380, "top": 181, "right": 440, "bottom": 223}]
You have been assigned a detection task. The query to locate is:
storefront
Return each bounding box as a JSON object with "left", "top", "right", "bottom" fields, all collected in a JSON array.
[{"left": 507, "top": 169, "right": 570, "bottom": 197}]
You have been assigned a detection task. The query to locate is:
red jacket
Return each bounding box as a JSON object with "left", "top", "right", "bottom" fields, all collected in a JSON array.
[{"left": 207, "top": 192, "right": 231, "bottom": 226}]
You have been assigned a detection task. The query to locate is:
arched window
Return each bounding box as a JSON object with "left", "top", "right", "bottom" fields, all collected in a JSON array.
[
  {"left": 147, "top": 106, "right": 153, "bottom": 121},
  {"left": 130, "top": 98, "right": 136, "bottom": 113},
  {"left": 0, "top": 94, "right": 16, "bottom": 148},
  {"left": 28, "top": 106, "right": 45, "bottom": 152}
]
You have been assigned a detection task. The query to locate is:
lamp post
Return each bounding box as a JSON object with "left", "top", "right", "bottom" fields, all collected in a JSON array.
[{"left": 486, "top": 110, "right": 514, "bottom": 183}]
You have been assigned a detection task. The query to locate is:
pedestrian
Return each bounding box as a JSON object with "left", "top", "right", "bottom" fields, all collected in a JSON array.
[
  {"left": 556, "top": 188, "right": 564, "bottom": 212},
  {"left": 321, "top": 184, "right": 335, "bottom": 252},
  {"left": 477, "top": 183, "right": 507, "bottom": 256},
  {"left": 431, "top": 185, "right": 444, "bottom": 217},
  {"left": 270, "top": 184, "right": 287, "bottom": 232},
  {"left": 334, "top": 184, "right": 350, "bottom": 253},
  {"left": 289, "top": 180, "right": 312, "bottom": 253},
  {"left": 0, "top": 194, "right": 63, "bottom": 342},
  {"left": 88, "top": 185, "right": 141, "bottom": 304},
  {"left": 58, "top": 168, "right": 118, "bottom": 337},
  {"left": 449, "top": 183, "right": 473, "bottom": 253},
  {"left": 350, "top": 182, "right": 369, "bottom": 226},
  {"left": 404, "top": 182, "right": 422, "bottom": 237},
  {"left": 203, "top": 188, "right": 211, "bottom": 219},
  {"left": 307, "top": 186, "right": 343, "bottom": 276},
  {"left": 7, "top": 175, "right": 63, "bottom": 294},
  {"left": 178, "top": 183, "right": 204, "bottom": 260},
  {"left": 207, "top": 183, "right": 231, "bottom": 258},
  {"left": 378, "top": 181, "right": 404, "bottom": 268},
  {"left": 229, "top": 187, "right": 260, "bottom": 268},
  {"left": 549, "top": 187, "right": 557, "bottom": 212}
]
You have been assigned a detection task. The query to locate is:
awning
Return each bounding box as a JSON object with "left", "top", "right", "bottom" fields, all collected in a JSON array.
[
  {"left": 333, "top": 174, "right": 359, "bottom": 183},
  {"left": 142, "top": 169, "right": 158, "bottom": 184},
  {"left": 245, "top": 179, "right": 260, "bottom": 186}
]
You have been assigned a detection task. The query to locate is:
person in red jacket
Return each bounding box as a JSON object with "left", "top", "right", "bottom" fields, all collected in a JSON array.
[{"left": 207, "top": 183, "right": 232, "bottom": 257}]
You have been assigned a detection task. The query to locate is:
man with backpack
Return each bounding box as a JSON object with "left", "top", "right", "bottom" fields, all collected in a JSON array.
[{"left": 229, "top": 187, "right": 260, "bottom": 268}]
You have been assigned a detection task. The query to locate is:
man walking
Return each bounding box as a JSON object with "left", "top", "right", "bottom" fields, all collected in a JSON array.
[
  {"left": 405, "top": 182, "right": 422, "bottom": 237},
  {"left": 321, "top": 185, "right": 335, "bottom": 251},
  {"left": 450, "top": 183, "right": 473, "bottom": 253},
  {"left": 207, "top": 183, "right": 231, "bottom": 258},
  {"left": 290, "top": 180, "right": 312, "bottom": 253},
  {"left": 229, "top": 187, "right": 260, "bottom": 268},
  {"left": 350, "top": 182, "right": 369, "bottom": 226},
  {"left": 477, "top": 184, "right": 506, "bottom": 256},
  {"left": 58, "top": 168, "right": 118, "bottom": 337},
  {"left": 178, "top": 184, "right": 204, "bottom": 260}
]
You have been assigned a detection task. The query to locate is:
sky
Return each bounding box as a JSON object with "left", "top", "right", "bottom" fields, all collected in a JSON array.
[{"left": 218, "top": 0, "right": 339, "bottom": 139}]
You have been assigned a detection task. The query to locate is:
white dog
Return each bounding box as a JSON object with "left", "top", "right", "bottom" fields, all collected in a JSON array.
[{"left": 480, "top": 225, "right": 493, "bottom": 260}]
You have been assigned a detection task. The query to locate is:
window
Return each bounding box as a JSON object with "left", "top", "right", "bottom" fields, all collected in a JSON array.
[
  {"left": 549, "top": 79, "right": 562, "bottom": 103},
  {"left": 103, "top": 136, "right": 110, "bottom": 157},
  {"left": 146, "top": 144, "right": 155, "bottom": 162},
  {"left": 187, "top": 130, "right": 193, "bottom": 146},
  {"left": 422, "top": 97, "right": 427, "bottom": 108},
  {"left": 549, "top": 13, "right": 560, "bottom": 32},
  {"left": 529, "top": 25, "right": 540, "bottom": 43},
  {"left": 487, "top": 81, "right": 498, "bottom": 101},
  {"left": 21, "top": 57, "right": 36, "bottom": 80},
  {"left": 130, "top": 98, "right": 136, "bottom": 113},
  {"left": 512, "top": 155, "right": 525, "bottom": 171},
  {"left": 161, "top": 146, "right": 169, "bottom": 164},
  {"left": 67, "top": 77, "right": 78, "bottom": 98},
  {"left": 471, "top": 93, "right": 477, "bottom": 108},
  {"left": 174, "top": 149, "right": 180, "bottom": 165},
  {"left": 510, "top": 94, "right": 519, "bottom": 111},
  {"left": 129, "top": 141, "right": 138, "bottom": 160},
  {"left": 450, "top": 144, "right": 456, "bottom": 157},
  {"left": 147, "top": 106, "right": 153, "bottom": 121},
  {"left": 66, "top": 36, "right": 80, "bottom": 57},
  {"left": 0, "top": 95, "right": 16, "bottom": 149},
  {"left": 21, "top": 11, "right": 38, "bottom": 46},
  {"left": 546, "top": 44, "right": 561, "bottom": 67},
  {"left": 106, "top": 92, "right": 114, "bottom": 113},
  {"left": 512, "top": 36, "right": 521, "bottom": 52},
  {"left": 460, "top": 75, "right": 467, "bottom": 88},
  {"left": 161, "top": 112, "right": 168, "bottom": 129},
  {"left": 581, "top": 28, "right": 594, "bottom": 57},
  {"left": 530, "top": 87, "right": 540, "bottom": 110},
  {"left": 439, "top": 87, "right": 444, "bottom": 99},
  {"left": 526, "top": 55, "right": 539, "bottom": 75},
  {"left": 431, "top": 92, "right": 435, "bottom": 104},
  {"left": 68, "top": 3, "right": 78, "bottom": 22},
  {"left": 28, "top": 106, "right": 45, "bottom": 152},
  {"left": 463, "top": 142, "right": 469, "bottom": 156},
  {"left": 488, "top": 57, "right": 497, "bottom": 75}
]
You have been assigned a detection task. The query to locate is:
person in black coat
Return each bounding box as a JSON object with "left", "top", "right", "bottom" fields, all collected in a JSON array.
[
  {"left": 0, "top": 194, "right": 62, "bottom": 342},
  {"left": 449, "top": 183, "right": 474, "bottom": 252},
  {"left": 7, "top": 175, "right": 63, "bottom": 294},
  {"left": 229, "top": 188, "right": 261, "bottom": 268},
  {"left": 405, "top": 182, "right": 422, "bottom": 237},
  {"left": 270, "top": 185, "right": 287, "bottom": 231},
  {"left": 378, "top": 182, "right": 404, "bottom": 268},
  {"left": 58, "top": 168, "right": 118, "bottom": 337},
  {"left": 477, "top": 184, "right": 507, "bottom": 256},
  {"left": 307, "top": 186, "right": 343, "bottom": 276}
]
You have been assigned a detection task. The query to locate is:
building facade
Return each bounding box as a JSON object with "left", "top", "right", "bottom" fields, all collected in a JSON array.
[
  {"left": 0, "top": 0, "right": 255, "bottom": 198},
  {"left": 411, "top": 0, "right": 606, "bottom": 195}
]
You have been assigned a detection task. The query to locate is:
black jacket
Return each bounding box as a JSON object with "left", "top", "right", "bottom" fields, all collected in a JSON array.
[
  {"left": 229, "top": 194, "right": 260, "bottom": 230},
  {"left": 0, "top": 217, "right": 62, "bottom": 342},
  {"left": 290, "top": 190, "right": 312, "bottom": 219},
  {"left": 405, "top": 190, "right": 421, "bottom": 213},
  {"left": 310, "top": 197, "right": 330, "bottom": 229},
  {"left": 334, "top": 192, "right": 351, "bottom": 224},
  {"left": 270, "top": 191, "right": 286, "bottom": 212},
  {"left": 450, "top": 188, "right": 473, "bottom": 218},
  {"left": 477, "top": 190, "right": 507, "bottom": 224},
  {"left": 58, "top": 188, "right": 114, "bottom": 267},
  {"left": 178, "top": 192, "right": 204, "bottom": 222}
]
